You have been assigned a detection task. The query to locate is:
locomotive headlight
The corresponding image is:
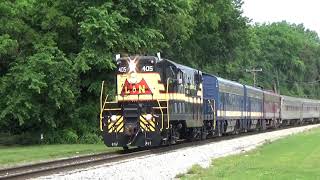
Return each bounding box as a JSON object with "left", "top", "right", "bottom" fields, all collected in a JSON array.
[
  {"left": 110, "top": 115, "right": 117, "bottom": 122},
  {"left": 128, "top": 57, "right": 138, "bottom": 73},
  {"left": 146, "top": 114, "right": 153, "bottom": 121}
]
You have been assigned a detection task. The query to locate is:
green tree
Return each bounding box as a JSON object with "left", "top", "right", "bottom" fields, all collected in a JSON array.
[{"left": 252, "top": 22, "right": 320, "bottom": 97}]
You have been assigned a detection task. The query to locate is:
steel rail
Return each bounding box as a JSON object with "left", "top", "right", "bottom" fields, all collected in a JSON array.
[{"left": 0, "top": 150, "right": 139, "bottom": 180}]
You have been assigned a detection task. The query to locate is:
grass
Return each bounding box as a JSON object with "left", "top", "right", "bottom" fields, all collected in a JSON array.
[
  {"left": 179, "top": 128, "right": 320, "bottom": 180},
  {"left": 0, "top": 144, "right": 120, "bottom": 168}
]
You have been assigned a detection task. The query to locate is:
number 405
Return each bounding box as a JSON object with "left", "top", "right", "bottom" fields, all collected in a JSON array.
[{"left": 142, "top": 66, "right": 153, "bottom": 72}]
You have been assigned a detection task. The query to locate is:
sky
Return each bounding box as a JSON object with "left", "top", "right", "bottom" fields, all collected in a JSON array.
[{"left": 242, "top": 0, "right": 320, "bottom": 35}]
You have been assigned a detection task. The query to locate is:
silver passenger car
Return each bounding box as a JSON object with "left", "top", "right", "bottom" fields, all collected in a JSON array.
[{"left": 281, "top": 95, "right": 320, "bottom": 123}]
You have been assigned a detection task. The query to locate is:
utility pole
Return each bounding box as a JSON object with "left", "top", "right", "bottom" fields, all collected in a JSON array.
[
  {"left": 276, "top": 69, "right": 280, "bottom": 94},
  {"left": 246, "top": 68, "right": 262, "bottom": 87}
]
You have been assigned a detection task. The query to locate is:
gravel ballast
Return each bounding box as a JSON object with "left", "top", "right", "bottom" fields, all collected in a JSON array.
[{"left": 38, "top": 124, "right": 320, "bottom": 180}]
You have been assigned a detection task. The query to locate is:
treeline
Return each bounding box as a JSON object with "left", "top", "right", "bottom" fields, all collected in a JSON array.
[{"left": 0, "top": 0, "right": 319, "bottom": 144}]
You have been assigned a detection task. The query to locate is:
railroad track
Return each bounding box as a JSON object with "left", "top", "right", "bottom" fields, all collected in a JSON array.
[
  {"left": 0, "top": 124, "right": 313, "bottom": 180},
  {"left": 0, "top": 137, "right": 247, "bottom": 179},
  {"left": 0, "top": 149, "right": 144, "bottom": 180}
]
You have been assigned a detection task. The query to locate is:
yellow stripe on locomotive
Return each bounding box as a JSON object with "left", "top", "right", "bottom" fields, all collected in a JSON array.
[
  {"left": 140, "top": 114, "right": 156, "bottom": 132},
  {"left": 107, "top": 115, "right": 124, "bottom": 133}
]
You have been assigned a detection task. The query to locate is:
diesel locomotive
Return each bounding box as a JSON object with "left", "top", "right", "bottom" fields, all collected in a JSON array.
[{"left": 99, "top": 55, "right": 320, "bottom": 149}]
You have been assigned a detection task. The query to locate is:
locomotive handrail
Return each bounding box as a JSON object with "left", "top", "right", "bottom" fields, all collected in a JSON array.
[
  {"left": 100, "top": 81, "right": 105, "bottom": 111},
  {"left": 166, "top": 78, "right": 171, "bottom": 129},
  {"left": 100, "top": 94, "right": 109, "bottom": 131},
  {"left": 156, "top": 100, "right": 164, "bottom": 131},
  {"left": 100, "top": 81, "right": 106, "bottom": 131},
  {"left": 104, "top": 108, "right": 122, "bottom": 111},
  {"left": 105, "top": 101, "right": 119, "bottom": 103}
]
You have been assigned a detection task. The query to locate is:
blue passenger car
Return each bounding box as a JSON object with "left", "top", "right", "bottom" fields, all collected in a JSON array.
[
  {"left": 244, "top": 85, "right": 264, "bottom": 130},
  {"left": 203, "top": 73, "right": 245, "bottom": 134}
]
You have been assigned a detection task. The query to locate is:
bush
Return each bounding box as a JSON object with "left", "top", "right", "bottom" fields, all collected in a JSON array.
[
  {"left": 44, "top": 129, "right": 78, "bottom": 144},
  {"left": 43, "top": 131, "right": 63, "bottom": 144},
  {"left": 18, "top": 132, "right": 41, "bottom": 145},
  {"left": 0, "top": 133, "right": 19, "bottom": 145},
  {"left": 0, "top": 132, "right": 41, "bottom": 145},
  {"left": 0, "top": 130, "right": 102, "bottom": 145},
  {"left": 79, "top": 133, "right": 102, "bottom": 144},
  {"left": 61, "top": 129, "right": 79, "bottom": 144}
]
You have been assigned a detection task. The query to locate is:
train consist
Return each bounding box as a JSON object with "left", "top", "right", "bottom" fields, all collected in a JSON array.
[{"left": 100, "top": 55, "right": 320, "bottom": 149}]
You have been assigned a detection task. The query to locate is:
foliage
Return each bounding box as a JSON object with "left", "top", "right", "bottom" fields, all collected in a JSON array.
[
  {"left": 251, "top": 22, "right": 320, "bottom": 96},
  {"left": 0, "top": 132, "right": 40, "bottom": 145},
  {"left": 79, "top": 133, "right": 102, "bottom": 144},
  {"left": 0, "top": 0, "right": 320, "bottom": 144}
]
